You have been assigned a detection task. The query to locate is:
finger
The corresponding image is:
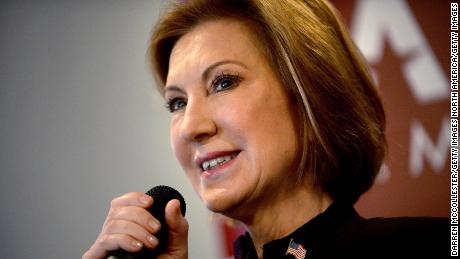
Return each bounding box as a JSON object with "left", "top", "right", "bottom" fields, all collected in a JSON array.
[
  {"left": 103, "top": 219, "right": 159, "bottom": 249},
  {"left": 85, "top": 233, "right": 144, "bottom": 258},
  {"left": 105, "top": 206, "right": 161, "bottom": 234},
  {"left": 160, "top": 199, "right": 189, "bottom": 257},
  {"left": 110, "top": 192, "right": 153, "bottom": 208}
]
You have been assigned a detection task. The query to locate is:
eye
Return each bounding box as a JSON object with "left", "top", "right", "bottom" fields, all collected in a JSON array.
[
  {"left": 211, "top": 73, "right": 242, "bottom": 93},
  {"left": 165, "top": 97, "right": 187, "bottom": 113}
]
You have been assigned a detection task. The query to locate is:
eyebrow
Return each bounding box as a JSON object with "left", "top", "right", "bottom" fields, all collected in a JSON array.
[
  {"left": 162, "top": 85, "right": 185, "bottom": 97},
  {"left": 202, "top": 59, "right": 247, "bottom": 80},
  {"left": 163, "top": 59, "right": 247, "bottom": 96}
]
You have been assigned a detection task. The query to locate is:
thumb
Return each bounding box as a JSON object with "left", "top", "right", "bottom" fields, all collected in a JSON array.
[{"left": 158, "top": 199, "right": 188, "bottom": 259}]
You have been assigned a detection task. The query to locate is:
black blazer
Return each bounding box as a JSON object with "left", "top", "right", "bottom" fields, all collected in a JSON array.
[{"left": 233, "top": 201, "right": 450, "bottom": 259}]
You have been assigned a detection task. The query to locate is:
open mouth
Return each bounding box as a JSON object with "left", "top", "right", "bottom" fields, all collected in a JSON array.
[{"left": 199, "top": 151, "right": 240, "bottom": 172}]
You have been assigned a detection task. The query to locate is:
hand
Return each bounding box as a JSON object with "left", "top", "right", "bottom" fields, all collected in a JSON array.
[{"left": 82, "top": 192, "right": 189, "bottom": 259}]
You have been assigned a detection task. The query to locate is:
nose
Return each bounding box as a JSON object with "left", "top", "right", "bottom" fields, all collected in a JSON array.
[{"left": 179, "top": 98, "right": 217, "bottom": 142}]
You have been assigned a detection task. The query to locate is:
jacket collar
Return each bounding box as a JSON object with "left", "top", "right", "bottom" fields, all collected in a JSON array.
[{"left": 233, "top": 201, "right": 362, "bottom": 259}]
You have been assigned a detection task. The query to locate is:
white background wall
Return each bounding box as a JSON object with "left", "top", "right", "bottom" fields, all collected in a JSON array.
[{"left": 0, "top": 1, "right": 220, "bottom": 258}]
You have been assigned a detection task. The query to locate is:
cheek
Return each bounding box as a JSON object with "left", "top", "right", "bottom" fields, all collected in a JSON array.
[
  {"left": 238, "top": 88, "right": 298, "bottom": 165},
  {"left": 170, "top": 119, "right": 187, "bottom": 167},
  {"left": 211, "top": 95, "right": 249, "bottom": 141},
  {"left": 170, "top": 122, "right": 200, "bottom": 185}
]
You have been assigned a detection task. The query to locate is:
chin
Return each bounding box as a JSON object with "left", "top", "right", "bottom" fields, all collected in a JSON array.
[
  {"left": 200, "top": 188, "right": 242, "bottom": 214},
  {"left": 203, "top": 193, "right": 254, "bottom": 222},
  {"left": 204, "top": 201, "right": 226, "bottom": 213}
]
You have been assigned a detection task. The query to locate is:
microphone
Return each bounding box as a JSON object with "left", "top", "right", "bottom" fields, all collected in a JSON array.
[{"left": 108, "top": 185, "right": 186, "bottom": 259}]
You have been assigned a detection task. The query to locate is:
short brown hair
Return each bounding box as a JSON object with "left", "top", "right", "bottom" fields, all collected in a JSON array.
[{"left": 149, "top": 0, "right": 387, "bottom": 204}]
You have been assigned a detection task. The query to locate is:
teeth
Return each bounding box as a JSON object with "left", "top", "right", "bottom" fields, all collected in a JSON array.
[{"left": 202, "top": 155, "right": 235, "bottom": 171}]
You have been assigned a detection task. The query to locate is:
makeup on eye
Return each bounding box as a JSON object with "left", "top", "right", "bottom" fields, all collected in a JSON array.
[
  {"left": 210, "top": 72, "right": 243, "bottom": 93},
  {"left": 165, "top": 97, "right": 187, "bottom": 113},
  {"left": 164, "top": 72, "right": 243, "bottom": 113},
  {"left": 163, "top": 85, "right": 187, "bottom": 113}
]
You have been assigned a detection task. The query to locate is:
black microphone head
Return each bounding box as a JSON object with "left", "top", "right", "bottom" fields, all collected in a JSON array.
[{"left": 146, "top": 185, "right": 186, "bottom": 216}]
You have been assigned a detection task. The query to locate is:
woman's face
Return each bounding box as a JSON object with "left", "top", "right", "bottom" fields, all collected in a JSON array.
[{"left": 165, "top": 19, "right": 300, "bottom": 216}]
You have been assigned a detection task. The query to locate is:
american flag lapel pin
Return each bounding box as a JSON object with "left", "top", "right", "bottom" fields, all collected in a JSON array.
[{"left": 286, "top": 239, "right": 307, "bottom": 259}]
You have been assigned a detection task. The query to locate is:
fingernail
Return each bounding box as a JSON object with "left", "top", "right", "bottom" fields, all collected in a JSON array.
[
  {"left": 149, "top": 220, "right": 159, "bottom": 231},
  {"left": 139, "top": 196, "right": 151, "bottom": 205},
  {"left": 132, "top": 240, "right": 142, "bottom": 248},
  {"left": 147, "top": 235, "right": 158, "bottom": 245},
  {"left": 176, "top": 203, "right": 182, "bottom": 215}
]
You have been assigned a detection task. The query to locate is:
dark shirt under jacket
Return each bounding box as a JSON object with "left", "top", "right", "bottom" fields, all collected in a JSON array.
[{"left": 233, "top": 202, "right": 450, "bottom": 259}]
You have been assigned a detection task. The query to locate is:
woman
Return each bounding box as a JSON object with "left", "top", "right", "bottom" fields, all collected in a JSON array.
[{"left": 83, "top": 0, "right": 448, "bottom": 258}]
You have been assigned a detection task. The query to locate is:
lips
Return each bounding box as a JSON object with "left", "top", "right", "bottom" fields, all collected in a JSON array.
[{"left": 195, "top": 150, "right": 241, "bottom": 172}]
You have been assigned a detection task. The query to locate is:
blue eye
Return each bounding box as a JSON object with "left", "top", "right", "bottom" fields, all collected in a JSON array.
[
  {"left": 211, "top": 73, "right": 242, "bottom": 92},
  {"left": 165, "top": 97, "right": 187, "bottom": 113}
]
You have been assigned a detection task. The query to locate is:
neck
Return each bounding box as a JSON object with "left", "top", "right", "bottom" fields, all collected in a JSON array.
[{"left": 237, "top": 183, "right": 333, "bottom": 257}]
